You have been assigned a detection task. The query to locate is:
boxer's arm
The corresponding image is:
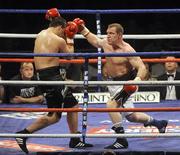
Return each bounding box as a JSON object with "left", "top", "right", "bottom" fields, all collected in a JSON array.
[
  {"left": 127, "top": 48, "right": 147, "bottom": 80},
  {"left": 129, "top": 56, "right": 147, "bottom": 81},
  {"left": 84, "top": 30, "right": 104, "bottom": 48},
  {"left": 63, "top": 21, "right": 79, "bottom": 54},
  {"left": 80, "top": 25, "right": 103, "bottom": 48},
  {"left": 58, "top": 37, "right": 74, "bottom": 54},
  {"left": 65, "top": 39, "right": 74, "bottom": 54},
  {"left": 73, "top": 18, "right": 103, "bottom": 48}
]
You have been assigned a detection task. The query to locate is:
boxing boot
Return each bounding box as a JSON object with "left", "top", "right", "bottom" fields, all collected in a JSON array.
[
  {"left": 144, "top": 119, "right": 168, "bottom": 133},
  {"left": 15, "top": 129, "right": 30, "bottom": 154},
  {"left": 104, "top": 126, "right": 128, "bottom": 149},
  {"left": 69, "top": 137, "right": 93, "bottom": 148},
  {"left": 69, "top": 131, "right": 93, "bottom": 148}
]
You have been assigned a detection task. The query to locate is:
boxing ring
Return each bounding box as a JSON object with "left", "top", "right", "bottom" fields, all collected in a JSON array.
[
  {"left": 0, "top": 101, "right": 180, "bottom": 155},
  {"left": 0, "top": 8, "right": 180, "bottom": 155}
]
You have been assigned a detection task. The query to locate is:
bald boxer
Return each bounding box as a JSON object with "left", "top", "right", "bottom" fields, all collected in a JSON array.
[
  {"left": 75, "top": 20, "right": 168, "bottom": 149},
  {"left": 15, "top": 9, "right": 92, "bottom": 154}
]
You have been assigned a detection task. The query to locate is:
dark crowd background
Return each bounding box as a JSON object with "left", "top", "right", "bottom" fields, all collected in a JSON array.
[{"left": 0, "top": 0, "right": 180, "bottom": 80}]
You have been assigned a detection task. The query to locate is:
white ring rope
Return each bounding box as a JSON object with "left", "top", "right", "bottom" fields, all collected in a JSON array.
[
  {"left": 0, "top": 33, "right": 180, "bottom": 39},
  {"left": 1, "top": 80, "right": 180, "bottom": 86},
  {"left": 0, "top": 133, "right": 179, "bottom": 138}
]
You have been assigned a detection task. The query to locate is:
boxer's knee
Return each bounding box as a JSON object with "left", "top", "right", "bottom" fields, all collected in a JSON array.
[
  {"left": 106, "top": 99, "right": 118, "bottom": 108},
  {"left": 125, "top": 112, "right": 138, "bottom": 122},
  {"left": 47, "top": 112, "right": 61, "bottom": 124}
]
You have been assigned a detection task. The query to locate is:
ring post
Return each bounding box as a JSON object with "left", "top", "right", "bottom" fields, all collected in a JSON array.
[
  {"left": 96, "top": 13, "right": 102, "bottom": 92},
  {"left": 82, "top": 57, "right": 89, "bottom": 143}
]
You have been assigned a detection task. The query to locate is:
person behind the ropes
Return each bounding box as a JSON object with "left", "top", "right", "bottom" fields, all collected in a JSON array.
[
  {"left": 157, "top": 56, "right": 180, "bottom": 100},
  {"left": 9, "top": 62, "right": 44, "bottom": 104},
  {"left": 71, "top": 19, "right": 168, "bottom": 149},
  {"left": 15, "top": 8, "right": 93, "bottom": 154}
]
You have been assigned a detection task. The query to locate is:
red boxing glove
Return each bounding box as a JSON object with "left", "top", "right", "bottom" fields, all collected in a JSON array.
[
  {"left": 73, "top": 18, "right": 90, "bottom": 37},
  {"left": 112, "top": 84, "right": 137, "bottom": 106},
  {"left": 45, "top": 8, "right": 60, "bottom": 21},
  {"left": 124, "top": 85, "right": 138, "bottom": 94},
  {"left": 73, "top": 18, "right": 85, "bottom": 26},
  {"left": 73, "top": 18, "right": 85, "bottom": 32},
  {"left": 64, "top": 21, "right": 78, "bottom": 39}
]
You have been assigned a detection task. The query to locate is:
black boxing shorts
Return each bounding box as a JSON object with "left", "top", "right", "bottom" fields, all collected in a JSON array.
[
  {"left": 63, "top": 87, "right": 79, "bottom": 108},
  {"left": 36, "top": 66, "right": 78, "bottom": 116}
]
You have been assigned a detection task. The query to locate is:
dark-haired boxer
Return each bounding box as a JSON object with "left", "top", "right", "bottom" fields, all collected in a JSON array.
[{"left": 15, "top": 9, "right": 93, "bottom": 154}]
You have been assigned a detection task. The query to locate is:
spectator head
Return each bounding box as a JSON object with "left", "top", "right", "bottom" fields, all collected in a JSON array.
[
  {"left": 164, "top": 56, "right": 178, "bottom": 73},
  {"left": 20, "top": 62, "right": 34, "bottom": 80}
]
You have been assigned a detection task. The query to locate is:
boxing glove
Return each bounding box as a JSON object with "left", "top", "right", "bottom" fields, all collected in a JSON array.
[
  {"left": 64, "top": 21, "right": 78, "bottom": 39},
  {"left": 123, "top": 85, "right": 138, "bottom": 94},
  {"left": 73, "top": 18, "right": 90, "bottom": 36},
  {"left": 45, "top": 8, "right": 60, "bottom": 21},
  {"left": 112, "top": 85, "right": 137, "bottom": 106},
  {"left": 73, "top": 18, "right": 85, "bottom": 28}
]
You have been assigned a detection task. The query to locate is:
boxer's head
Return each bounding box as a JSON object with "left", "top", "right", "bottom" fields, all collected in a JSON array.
[{"left": 106, "top": 23, "right": 124, "bottom": 45}]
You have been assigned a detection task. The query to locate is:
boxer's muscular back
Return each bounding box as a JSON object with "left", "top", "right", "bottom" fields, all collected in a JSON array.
[{"left": 34, "top": 30, "right": 62, "bottom": 70}]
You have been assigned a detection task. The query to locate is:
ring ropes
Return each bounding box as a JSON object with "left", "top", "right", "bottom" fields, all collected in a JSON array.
[
  {"left": 1, "top": 53, "right": 177, "bottom": 141},
  {"left": 0, "top": 58, "right": 180, "bottom": 63},
  {"left": 0, "top": 51, "right": 180, "bottom": 57},
  {"left": 0, "top": 8, "right": 179, "bottom": 140},
  {"left": 0, "top": 133, "right": 179, "bottom": 138},
  {"left": 1, "top": 33, "right": 180, "bottom": 39},
  {"left": 1, "top": 52, "right": 180, "bottom": 86},
  {"left": 1, "top": 8, "right": 180, "bottom": 89},
  {"left": 1, "top": 8, "right": 180, "bottom": 94},
  {"left": 0, "top": 8, "right": 180, "bottom": 14},
  {"left": 0, "top": 106, "right": 179, "bottom": 138}
]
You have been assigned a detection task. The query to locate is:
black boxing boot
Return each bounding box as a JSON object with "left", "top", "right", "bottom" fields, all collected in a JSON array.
[
  {"left": 104, "top": 126, "right": 128, "bottom": 149},
  {"left": 69, "top": 132, "right": 93, "bottom": 148},
  {"left": 144, "top": 118, "right": 168, "bottom": 133},
  {"left": 15, "top": 129, "right": 30, "bottom": 154}
]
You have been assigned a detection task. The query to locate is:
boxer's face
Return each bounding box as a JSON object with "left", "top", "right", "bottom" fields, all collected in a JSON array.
[{"left": 106, "top": 27, "right": 121, "bottom": 45}]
